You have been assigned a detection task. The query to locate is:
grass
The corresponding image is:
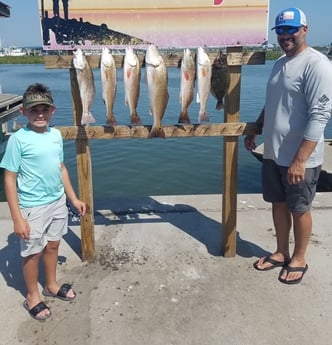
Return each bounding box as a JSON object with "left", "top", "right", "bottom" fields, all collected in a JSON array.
[
  {"left": 0, "top": 50, "right": 282, "bottom": 65},
  {"left": 0, "top": 55, "right": 45, "bottom": 64},
  {"left": 0, "top": 46, "right": 328, "bottom": 65}
]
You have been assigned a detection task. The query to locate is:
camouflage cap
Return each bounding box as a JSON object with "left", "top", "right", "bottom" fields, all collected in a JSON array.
[{"left": 23, "top": 93, "right": 55, "bottom": 109}]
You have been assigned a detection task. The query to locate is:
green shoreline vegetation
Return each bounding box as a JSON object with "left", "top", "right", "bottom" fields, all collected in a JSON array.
[
  {"left": 0, "top": 50, "right": 285, "bottom": 65},
  {"left": 0, "top": 55, "right": 46, "bottom": 64},
  {"left": 0, "top": 46, "right": 329, "bottom": 64}
]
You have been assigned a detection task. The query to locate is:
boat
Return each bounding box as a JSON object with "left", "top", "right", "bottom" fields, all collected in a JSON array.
[
  {"left": 7, "top": 47, "right": 26, "bottom": 56},
  {"left": 251, "top": 141, "right": 332, "bottom": 192}
]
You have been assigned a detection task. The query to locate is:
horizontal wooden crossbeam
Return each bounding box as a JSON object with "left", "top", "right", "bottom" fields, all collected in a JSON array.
[{"left": 56, "top": 122, "right": 262, "bottom": 140}]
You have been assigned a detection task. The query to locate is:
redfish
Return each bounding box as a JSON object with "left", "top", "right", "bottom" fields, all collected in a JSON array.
[
  {"left": 73, "top": 48, "right": 96, "bottom": 125},
  {"left": 123, "top": 47, "right": 142, "bottom": 125},
  {"left": 145, "top": 45, "right": 169, "bottom": 138},
  {"left": 100, "top": 47, "right": 117, "bottom": 126},
  {"left": 178, "top": 48, "right": 195, "bottom": 124},
  {"left": 196, "top": 47, "right": 211, "bottom": 123}
]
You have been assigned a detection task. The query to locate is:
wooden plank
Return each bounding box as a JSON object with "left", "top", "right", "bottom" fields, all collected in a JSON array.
[
  {"left": 44, "top": 50, "right": 265, "bottom": 69},
  {"left": 222, "top": 46, "right": 243, "bottom": 257},
  {"left": 0, "top": 106, "right": 21, "bottom": 126},
  {"left": 70, "top": 70, "right": 96, "bottom": 262},
  {"left": 0, "top": 94, "right": 22, "bottom": 108},
  {"left": 70, "top": 68, "right": 82, "bottom": 126},
  {"left": 0, "top": 94, "right": 22, "bottom": 125},
  {"left": 55, "top": 122, "right": 262, "bottom": 140}
]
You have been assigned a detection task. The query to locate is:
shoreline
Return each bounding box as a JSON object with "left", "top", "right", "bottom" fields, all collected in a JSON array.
[
  {"left": 0, "top": 50, "right": 285, "bottom": 65},
  {"left": 0, "top": 45, "right": 329, "bottom": 65}
]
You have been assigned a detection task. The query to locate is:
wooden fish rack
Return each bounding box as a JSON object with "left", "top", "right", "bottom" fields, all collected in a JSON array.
[{"left": 44, "top": 46, "right": 265, "bottom": 262}]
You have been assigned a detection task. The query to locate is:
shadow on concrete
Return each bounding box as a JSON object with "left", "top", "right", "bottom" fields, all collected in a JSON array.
[
  {"left": 63, "top": 227, "right": 82, "bottom": 259},
  {"left": 0, "top": 233, "right": 26, "bottom": 297},
  {"left": 88, "top": 196, "right": 270, "bottom": 258},
  {"left": 0, "top": 230, "right": 80, "bottom": 297},
  {"left": 0, "top": 197, "right": 270, "bottom": 295}
]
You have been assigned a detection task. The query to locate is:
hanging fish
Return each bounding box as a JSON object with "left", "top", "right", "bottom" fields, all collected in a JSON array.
[
  {"left": 178, "top": 48, "right": 195, "bottom": 124},
  {"left": 210, "top": 51, "right": 230, "bottom": 110},
  {"left": 73, "top": 48, "right": 96, "bottom": 125},
  {"left": 145, "top": 45, "right": 169, "bottom": 138},
  {"left": 123, "top": 47, "right": 142, "bottom": 125},
  {"left": 100, "top": 47, "right": 117, "bottom": 126},
  {"left": 196, "top": 47, "right": 211, "bottom": 123}
]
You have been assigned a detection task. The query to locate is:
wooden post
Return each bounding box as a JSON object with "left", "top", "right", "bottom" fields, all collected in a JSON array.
[
  {"left": 221, "top": 46, "right": 243, "bottom": 257},
  {"left": 70, "top": 69, "right": 95, "bottom": 262}
]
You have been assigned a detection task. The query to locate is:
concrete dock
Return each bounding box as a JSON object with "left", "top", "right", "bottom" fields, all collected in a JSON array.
[{"left": 0, "top": 193, "right": 331, "bottom": 345}]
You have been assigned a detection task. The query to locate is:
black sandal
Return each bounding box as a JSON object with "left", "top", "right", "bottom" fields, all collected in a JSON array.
[
  {"left": 23, "top": 300, "right": 51, "bottom": 321},
  {"left": 42, "top": 283, "right": 76, "bottom": 301}
]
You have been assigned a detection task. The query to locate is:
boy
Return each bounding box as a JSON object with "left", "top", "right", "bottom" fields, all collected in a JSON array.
[{"left": 0, "top": 83, "right": 86, "bottom": 320}]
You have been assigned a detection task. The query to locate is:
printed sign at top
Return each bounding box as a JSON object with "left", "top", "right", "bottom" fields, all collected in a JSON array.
[{"left": 39, "top": 0, "right": 269, "bottom": 50}]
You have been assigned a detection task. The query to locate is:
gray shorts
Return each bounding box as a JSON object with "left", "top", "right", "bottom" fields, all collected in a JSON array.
[
  {"left": 262, "top": 159, "right": 321, "bottom": 213},
  {"left": 20, "top": 194, "right": 68, "bottom": 257}
]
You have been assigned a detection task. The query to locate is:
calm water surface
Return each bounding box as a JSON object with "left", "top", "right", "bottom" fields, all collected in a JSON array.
[{"left": 2, "top": 60, "right": 331, "bottom": 201}]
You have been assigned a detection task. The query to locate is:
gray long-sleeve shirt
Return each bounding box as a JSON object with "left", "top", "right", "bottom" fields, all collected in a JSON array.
[{"left": 263, "top": 47, "right": 332, "bottom": 167}]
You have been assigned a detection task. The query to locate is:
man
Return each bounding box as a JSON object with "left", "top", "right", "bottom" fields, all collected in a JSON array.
[{"left": 244, "top": 8, "right": 332, "bottom": 284}]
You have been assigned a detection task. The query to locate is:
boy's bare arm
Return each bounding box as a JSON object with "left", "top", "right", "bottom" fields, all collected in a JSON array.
[
  {"left": 4, "top": 170, "right": 30, "bottom": 239},
  {"left": 61, "top": 163, "right": 86, "bottom": 216}
]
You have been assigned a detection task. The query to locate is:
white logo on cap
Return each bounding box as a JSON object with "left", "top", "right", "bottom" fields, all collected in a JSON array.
[{"left": 281, "top": 11, "right": 295, "bottom": 20}]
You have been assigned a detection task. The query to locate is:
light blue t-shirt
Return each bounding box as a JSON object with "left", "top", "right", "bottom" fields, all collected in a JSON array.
[
  {"left": 0, "top": 126, "right": 64, "bottom": 208},
  {"left": 263, "top": 47, "right": 332, "bottom": 167}
]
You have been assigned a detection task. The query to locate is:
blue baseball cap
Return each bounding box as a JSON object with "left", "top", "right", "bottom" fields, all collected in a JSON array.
[{"left": 272, "top": 8, "right": 307, "bottom": 30}]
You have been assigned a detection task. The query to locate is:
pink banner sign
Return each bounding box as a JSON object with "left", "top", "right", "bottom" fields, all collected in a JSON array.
[{"left": 39, "top": 0, "right": 269, "bottom": 50}]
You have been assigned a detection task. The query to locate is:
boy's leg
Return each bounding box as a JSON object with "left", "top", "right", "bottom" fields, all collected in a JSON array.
[
  {"left": 43, "top": 240, "right": 76, "bottom": 299},
  {"left": 43, "top": 240, "right": 60, "bottom": 290},
  {"left": 42, "top": 194, "right": 75, "bottom": 299},
  {"left": 23, "top": 253, "right": 51, "bottom": 318}
]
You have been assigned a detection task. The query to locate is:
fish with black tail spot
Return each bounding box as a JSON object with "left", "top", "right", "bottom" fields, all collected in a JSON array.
[
  {"left": 145, "top": 45, "right": 169, "bottom": 138},
  {"left": 73, "top": 48, "right": 96, "bottom": 125},
  {"left": 196, "top": 47, "right": 211, "bottom": 123},
  {"left": 178, "top": 48, "right": 195, "bottom": 124},
  {"left": 123, "top": 47, "right": 142, "bottom": 126},
  {"left": 100, "top": 47, "right": 117, "bottom": 126}
]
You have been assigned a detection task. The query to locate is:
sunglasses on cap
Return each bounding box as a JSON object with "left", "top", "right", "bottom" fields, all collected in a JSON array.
[{"left": 275, "top": 26, "right": 302, "bottom": 35}]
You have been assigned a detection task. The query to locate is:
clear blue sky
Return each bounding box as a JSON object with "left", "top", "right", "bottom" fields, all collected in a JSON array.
[{"left": 0, "top": 0, "right": 331, "bottom": 48}]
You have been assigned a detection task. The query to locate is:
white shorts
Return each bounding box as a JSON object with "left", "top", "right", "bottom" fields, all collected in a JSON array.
[{"left": 20, "top": 194, "right": 68, "bottom": 257}]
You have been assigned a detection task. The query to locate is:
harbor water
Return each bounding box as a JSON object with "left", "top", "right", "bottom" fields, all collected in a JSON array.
[{"left": 1, "top": 60, "right": 332, "bottom": 201}]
